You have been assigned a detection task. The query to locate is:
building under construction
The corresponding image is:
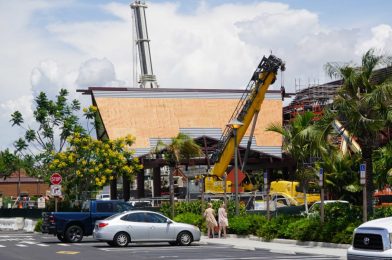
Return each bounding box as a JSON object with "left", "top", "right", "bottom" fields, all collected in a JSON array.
[{"left": 283, "top": 66, "right": 392, "bottom": 124}]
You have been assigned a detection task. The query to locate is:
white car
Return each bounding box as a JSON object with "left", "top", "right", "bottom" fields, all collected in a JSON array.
[
  {"left": 93, "top": 210, "right": 201, "bottom": 247},
  {"left": 347, "top": 217, "right": 392, "bottom": 259}
]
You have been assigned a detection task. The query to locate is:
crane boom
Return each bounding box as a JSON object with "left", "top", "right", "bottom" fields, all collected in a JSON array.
[{"left": 211, "top": 55, "right": 285, "bottom": 178}]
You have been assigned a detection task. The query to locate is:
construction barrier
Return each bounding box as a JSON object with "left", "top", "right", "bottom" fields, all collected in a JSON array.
[{"left": 0, "top": 217, "right": 36, "bottom": 232}]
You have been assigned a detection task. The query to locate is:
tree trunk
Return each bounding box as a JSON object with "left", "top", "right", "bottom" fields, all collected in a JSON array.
[
  {"left": 153, "top": 167, "right": 161, "bottom": 197},
  {"left": 363, "top": 146, "right": 374, "bottom": 217},
  {"left": 110, "top": 176, "right": 117, "bottom": 200}
]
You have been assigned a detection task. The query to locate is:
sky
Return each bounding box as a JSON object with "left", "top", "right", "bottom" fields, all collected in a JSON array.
[{"left": 0, "top": 0, "right": 392, "bottom": 151}]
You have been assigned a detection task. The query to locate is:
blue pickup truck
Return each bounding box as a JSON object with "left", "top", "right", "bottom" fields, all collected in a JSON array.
[{"left": 41, "top": 200, "right": 134, "bottom": 242}]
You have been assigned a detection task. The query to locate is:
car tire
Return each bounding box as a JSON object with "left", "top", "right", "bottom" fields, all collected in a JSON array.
[
  {"left": 113, "top": 232, "right": 130, "bottom": 247},
  {"left": 168, "top": 241, "right": 178, "bottom": 246},
  {"left": 177, "top": 231, "right": 192, "bottom": 246},
  {"left": 56, "top": 234, "right": 66, "bottom": 242},
  {"left": 65, "top": 225, "right": 83, "bottom": 243}
]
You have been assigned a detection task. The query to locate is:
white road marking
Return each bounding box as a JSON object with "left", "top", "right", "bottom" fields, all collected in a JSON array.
[
  {"left": 0, "top": 245, "right": 6, "bottom": 247},
  {"left": 36, "top": 244, "right": 49, "bottom": 247},
  {"left": 20, "top": 241, "right": 38, "bottom": 244},
  {"left": 57, "top": 243, "right": 70, "bottom": 246},
  {"left": 16, "top": 244, "right": 28, "bottom": 247}
]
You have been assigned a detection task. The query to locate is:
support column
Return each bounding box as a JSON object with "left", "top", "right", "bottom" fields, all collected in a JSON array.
[
  {"left": 123, "top": 173, "right": 130, "bottom": 201},
  {"left": 137, "top": 170, "right": 145, "bottom": 198},
  {"left": 153, "top": 167, "right": 161, "bottom": 197}
]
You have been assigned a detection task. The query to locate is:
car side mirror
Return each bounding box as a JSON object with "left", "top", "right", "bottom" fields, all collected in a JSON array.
[{"left": 167, "top": 219, "right": 173, "bottom": 224}]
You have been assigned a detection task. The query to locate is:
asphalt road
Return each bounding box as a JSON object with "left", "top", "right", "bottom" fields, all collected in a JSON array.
[{"left": 0, "top": 232, "right": 342, "bottom": 260}]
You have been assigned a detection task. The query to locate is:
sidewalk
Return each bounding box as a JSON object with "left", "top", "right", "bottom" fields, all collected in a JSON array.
[{"left": 199, "top": 235, "right": 348, "bottom": 259}]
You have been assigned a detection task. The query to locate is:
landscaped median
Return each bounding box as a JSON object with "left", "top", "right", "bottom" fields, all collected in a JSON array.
[{"left": 160, "top": 200, "right": 379, "bottom": 244}]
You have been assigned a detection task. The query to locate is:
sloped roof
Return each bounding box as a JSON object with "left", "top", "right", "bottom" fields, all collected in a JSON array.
[{"left": 80, "top": 87, "right": 283, "bottom": 158}]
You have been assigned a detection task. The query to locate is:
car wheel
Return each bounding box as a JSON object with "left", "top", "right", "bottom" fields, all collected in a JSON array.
[
  {"left": 65, "top": 225, "right": 83, "bottom": 243},
  {"left": 113, "top": 232, "right": 130, "bottom": 247},
  {"left": 56, "top": 234, "right": 66, "bottom": 242},
  {"left": 168, "top": 241, "right": 178, "bottom": 246},
  {"left": 177, "top": 231, "right": 192, "bottom": 246},
  {"left": 107, "top": 241, "right": 116, "bottom": 247}
]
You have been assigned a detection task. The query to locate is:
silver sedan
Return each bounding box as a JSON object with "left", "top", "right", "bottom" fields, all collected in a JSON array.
[{"left": 93, "top": 210, "right": 201, "bottom": 247}]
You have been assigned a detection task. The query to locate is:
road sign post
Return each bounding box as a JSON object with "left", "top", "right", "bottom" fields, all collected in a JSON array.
[
  {"left": 50, "top": 173, "right": 62, "bottom": 212},
  {"left": 360, "top": 163, "right": 367, "bottom": 222}
]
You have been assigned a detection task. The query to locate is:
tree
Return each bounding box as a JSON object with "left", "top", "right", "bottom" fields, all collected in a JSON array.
[
  {"left": 0, "top": 149, "right": 19, "bottom": 180},
  {"left": 158, "top": 133, "right": 202, "bottom": 218},
  {"left": 267, "top": 111, "right": 321, "bottom": 213},
  {"left": 10, "top": 89, "right": 86, "bottom": 180},
  {"left": 49, "top": 133, "right": 143, "bottom": 200},
  {"left": 324, "top": 49, "right": 392, "bottom": 214},
  {"left": 373, "top": 141, "right": 392, "bottom": 189}
]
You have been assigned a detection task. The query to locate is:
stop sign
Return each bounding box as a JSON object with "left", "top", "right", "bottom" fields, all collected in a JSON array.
[{"left": 50, "top": 173, "right": 62, "bottom": 185}]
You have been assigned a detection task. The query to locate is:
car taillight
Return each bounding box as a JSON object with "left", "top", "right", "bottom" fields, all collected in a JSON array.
[{"left": 98, "top": 223, "right": 108, "bottom": 228}]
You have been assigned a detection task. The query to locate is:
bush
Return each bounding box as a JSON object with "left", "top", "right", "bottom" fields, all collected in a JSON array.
[
  {"left": 228, "top": 215, "right": 252, "bottom": 235},
  {"left": 373, "top": 207, "right": 392, "bottom": 219},
  {"left": 34, "top": 219, "right": 42, "bottom": 232},
  {"left": 173, "top": 213, "right": 203, "bottom": 228}
]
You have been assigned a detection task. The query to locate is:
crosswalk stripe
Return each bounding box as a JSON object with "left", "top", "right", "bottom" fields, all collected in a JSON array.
[
  {"left": 16, "top": 244, "right": 28, "bottom": 247},
  {"left": 0, "top": 245, "right": 5, "bottom": 247},
  {"left": 36, "top": 244, "right": 49, "bottom": 247}
]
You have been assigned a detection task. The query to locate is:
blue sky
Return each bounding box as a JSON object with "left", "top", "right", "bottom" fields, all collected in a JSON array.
[{"left": 0, "top": 0, "right": 391, "bottom": 150}]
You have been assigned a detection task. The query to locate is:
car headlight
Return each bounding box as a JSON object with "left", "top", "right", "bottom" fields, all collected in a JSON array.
[{"left": 194, "top": 225, "right": 200, "bottom": 231}]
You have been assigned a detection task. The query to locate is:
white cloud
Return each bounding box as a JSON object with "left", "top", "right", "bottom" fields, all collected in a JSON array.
[
  {"left": 76, "top": 58, "right": 125, "bottom": 88},
  {"left": 355, "top": 24, "right": 392, "bottom": 55}
]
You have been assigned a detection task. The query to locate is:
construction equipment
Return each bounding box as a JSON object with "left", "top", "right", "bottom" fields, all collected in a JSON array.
[
  {"left": 131, "top": 1, "right": 158, "bottom": 88},
  {"left": 204, "top": 55, "right": 285, "bottom": 193},
  {"left": 332, "top": 120, "right": 361, "bottom": 154}
]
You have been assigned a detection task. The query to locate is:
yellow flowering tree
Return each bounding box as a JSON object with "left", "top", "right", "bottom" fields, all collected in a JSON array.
[{"left": 49, "top": 133, "right": 143, "bottom": 200}]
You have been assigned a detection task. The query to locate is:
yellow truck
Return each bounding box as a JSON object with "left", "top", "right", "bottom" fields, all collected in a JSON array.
[{"left": 270, "top": 180, "right": 320, "bottom": 205}]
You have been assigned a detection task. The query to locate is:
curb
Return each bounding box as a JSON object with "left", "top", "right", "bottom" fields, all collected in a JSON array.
[{"left": 203, "top": 234, "right": 350, "bottom": 249}]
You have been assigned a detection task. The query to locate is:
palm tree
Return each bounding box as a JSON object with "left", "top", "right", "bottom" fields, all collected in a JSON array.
[
  {"left": 373, "top": 141, "right": 392, "bottom": 188},
  {"left": 160, "top": 133, "right": 202, "bottom": 218},
  {"left": 267, "top": 111, "right": 321, "bottom": 213},
  {"left": 324, "top": 49, "right": 392, "bottom": 215}
]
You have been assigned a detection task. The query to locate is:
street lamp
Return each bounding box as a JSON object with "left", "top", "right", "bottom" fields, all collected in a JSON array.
[{"left": 227, "top": 118, "right": 243, "bottom": 215}]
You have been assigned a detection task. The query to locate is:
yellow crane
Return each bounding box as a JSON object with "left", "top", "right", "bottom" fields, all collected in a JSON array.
[{"left": 205, "top": 55, "right": 285, "bottom": 192}]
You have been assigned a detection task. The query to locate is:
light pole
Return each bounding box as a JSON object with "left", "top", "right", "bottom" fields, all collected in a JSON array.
[{"left": 227, "top": 118, "right": 243, "bottom": 216}]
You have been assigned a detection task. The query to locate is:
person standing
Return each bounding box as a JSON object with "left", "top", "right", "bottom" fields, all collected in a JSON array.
[
  {"left": 218, "top": 203, "right": 228, "bottom": 238},
  {"left": 204, "top": 203, "right": 217, "bottom": 238}
]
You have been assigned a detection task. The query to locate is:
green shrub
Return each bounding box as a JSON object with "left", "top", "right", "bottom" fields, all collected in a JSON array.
[
  {"left": 373, "top": 207, "right": 392, "bottom": 219},
  {"left": 331, "top": 221, "right": 359, "bottom": 244},
  {"left": 34, "top": 219, "right": 43, "bottom": 232},
  {"left": 228, "top": 215, "right": 252, "bottom": 235},
  {"left": 173, "top": 213, "right": 203, "bottom": 228},
  {"left": 287, "top": 217, "right": 321, "bottom": 241},
  {"left": 246, "top": 214, "right": 267, "bottom": 235},
  {"left": 255, "top": 215, "right": 291, "bottom": 241}
]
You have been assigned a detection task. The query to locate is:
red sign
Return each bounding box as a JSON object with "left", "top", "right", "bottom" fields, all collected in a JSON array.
[{"left": 50, "top": 173, "right": 62, "bottom": 185}]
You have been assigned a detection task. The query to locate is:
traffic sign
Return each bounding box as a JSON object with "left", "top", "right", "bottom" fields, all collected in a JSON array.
[
  {"left": 50, "top": 185, "right": 62, "bottom": 196},
  {"left": 360, "top": 163, "right": 366, "bottom": 185},
  {"left": 50, "top": 173, "right": 62, "bottom": 185},
  {"left": 319, "top": 168, "right": 324, "bottom": 187}
]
